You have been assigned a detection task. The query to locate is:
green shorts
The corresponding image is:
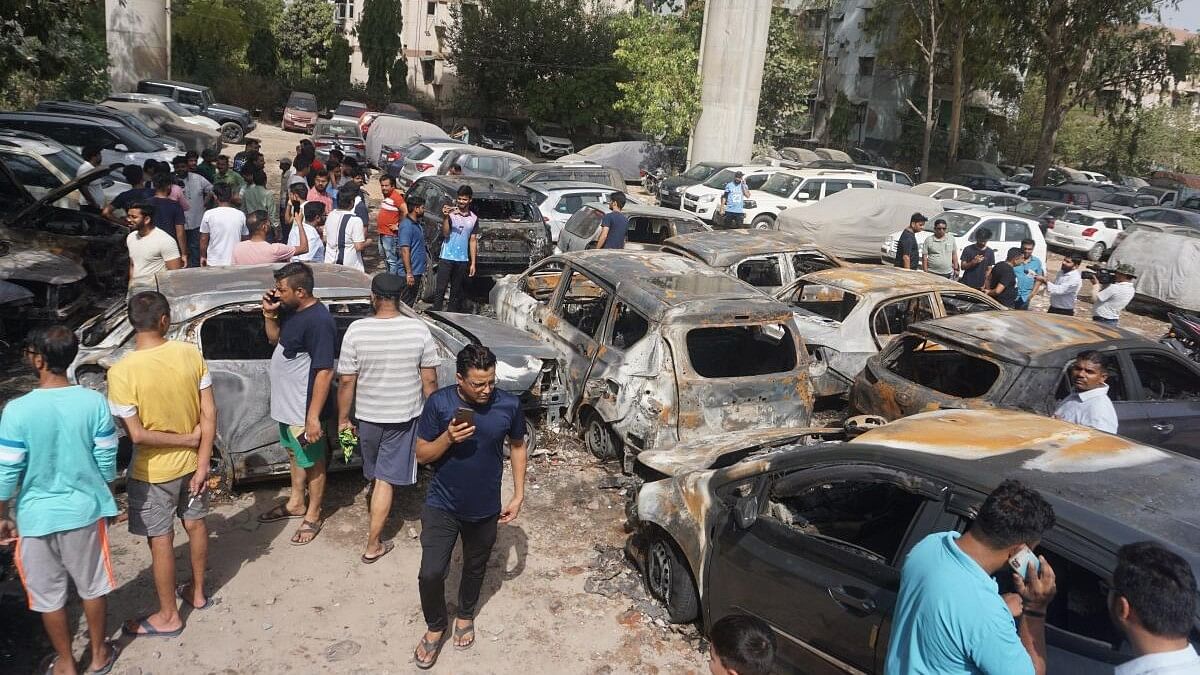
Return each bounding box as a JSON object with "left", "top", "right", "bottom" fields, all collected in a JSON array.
[{"left": 278, "top": 422, "right": 326, "bottom": 469}]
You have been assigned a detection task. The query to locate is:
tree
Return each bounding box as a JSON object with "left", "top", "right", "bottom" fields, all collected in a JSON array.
[
  {"left": 327, "top": 33, "right": 352, "bottom": 88},
  {"left": 357, "top": 0, "right": 404, "bottom": 95},
  {"left": 612, "top": 11, "right": 702, "bottom": 142},
  {"left": 172, "top": 0, "right": 250, "bottom": 81},
  {"left": 755, "top": 9, "right": 817, "bottom": 146},
  {"left": 279, "top": 0, "right": 334, "bottom": 77},
  {"left": 246, "top": 27, "right": 279, "bottom": 77},
  {"left": 390, "top": 58, "right": 409, "bottom": 98},
  {"left": 0, "top": 0, "right": 93, "bottom": 92}
]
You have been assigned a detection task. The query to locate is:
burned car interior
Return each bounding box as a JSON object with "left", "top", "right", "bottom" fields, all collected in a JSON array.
[
  {"left": 886, "top": 336, "right": 1000, "bottom": 399},
  {"left": 686, "top": 324, "right": 796, "bottom": 378},
  {"left": 786, "top": 282, "right": 861, "bottom": 322}
]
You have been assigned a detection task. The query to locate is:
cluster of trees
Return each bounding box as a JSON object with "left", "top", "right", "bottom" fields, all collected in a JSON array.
[{"left": 0, "top": 0, "right": 109, "bottom": 107}]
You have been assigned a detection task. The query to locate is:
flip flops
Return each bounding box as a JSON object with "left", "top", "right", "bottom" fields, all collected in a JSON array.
[
  {"left": 361, "top": 540, "right": 395, "bottom": 564},
  {"left": 122, "top": 616, "right": 183, "bottom": 639},
  {"left": 414, "top": 631, "right": 447, "bottom": 670},
  {"left": 257, "top": 503, "right": 306, "bottom": 523},
  {"left": 176, "top": 583, "right": 212, "bottom": 610},
  {"left": 290, "top": 519, "right": 322, "bottom": 546},
  {"left": 87, "top": 641, "right": 122, "bottom": 675},
  {"left": 453, "top": 620, "right": 475, "bottom": 651}
]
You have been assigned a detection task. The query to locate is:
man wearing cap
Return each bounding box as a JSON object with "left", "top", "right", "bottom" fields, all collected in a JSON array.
[
  {"left": 1089, "top": 263, "right": 1137, "bottom": 326},
  {"left": 896, "top": 213, "right": 926, "bottom": 270},
  {"left": 337, "top": 274, "right": 440, "bottom": 564},
  {"left": 720, "top": 171, "right": 751, "bottom": 229},
  {"left": 921, "top": 217, "right": 958, "bottom": 278}
]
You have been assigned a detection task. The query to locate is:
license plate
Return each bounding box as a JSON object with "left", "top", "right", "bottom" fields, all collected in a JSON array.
[{"left": 483, "top": 240, "right": 524, "bottom": 253}]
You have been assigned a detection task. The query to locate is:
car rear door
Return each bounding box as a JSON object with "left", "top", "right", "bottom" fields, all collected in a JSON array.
[
  {"left": 544, "top": 267, "right": 613, "bottom": 414},
  {"left": 1122, "top": 349, "right": 1200, "bottom": 456},
  {"left": 706, "top": 464, "right": 947, "bottom": 673},
  {"left": 870, "top": 294, "right": 937, "bottom": 350}
]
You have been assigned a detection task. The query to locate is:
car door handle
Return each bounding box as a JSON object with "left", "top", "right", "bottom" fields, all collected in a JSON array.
[
  {"left": 1153, "top": 423, "right": 1175, "bottom": 434},
  {"left": 827, "top": 586, "right": 877, "bottom": 613}
]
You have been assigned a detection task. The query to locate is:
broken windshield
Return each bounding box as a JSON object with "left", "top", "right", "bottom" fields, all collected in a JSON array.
[{"left": 686, "top": 324, "right": 797, "bottom": 378}]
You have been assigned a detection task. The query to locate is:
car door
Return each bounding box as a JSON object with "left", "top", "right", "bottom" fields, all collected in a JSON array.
[
  {"left": 705, "top": 465, "right": 947, "bottom": 674},
  {"left": 0, "top": 153, "right": 73, "bottom": 206},
  {"left": 492, "top": 258, "right": 564, "bottom": 334},
  {"left": 788, "top": 250, "right": 839, "bottom": 281},
  {"left": 1123, "top": 350, "right": 1200, "bottom": 456},
  {"left": 1051, "top": 351, "right": 1139, "bottom": 432},
  {"left": 585, "top": 300, "right": 663, "bottom": 437},
  {"left": 871, "top": 294, "right": 937, "bottom": 350},
  {"left": 545, "top": 267, "right": 613, "bottom": 413}
]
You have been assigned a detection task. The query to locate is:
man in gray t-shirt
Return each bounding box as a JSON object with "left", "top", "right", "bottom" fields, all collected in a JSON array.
[
  {"left": 922, "top": 218, "right": 959, "bottom": 278},
  {"left": 337, "top": 273, "right": 440, "bottom": 563}
]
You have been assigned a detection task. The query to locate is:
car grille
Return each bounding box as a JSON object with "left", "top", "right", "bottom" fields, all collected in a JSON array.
[{"left": 481, "top": 238, "right": 530, "bottom": 253}]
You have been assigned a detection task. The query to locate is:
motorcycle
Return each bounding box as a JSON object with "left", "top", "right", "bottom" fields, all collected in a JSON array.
[
  {"left": 642, "top": 166, "right": 666, "bottom": 196},
  {"left": 1160, "top": 310, "right": 1200, "bottom": 364}
]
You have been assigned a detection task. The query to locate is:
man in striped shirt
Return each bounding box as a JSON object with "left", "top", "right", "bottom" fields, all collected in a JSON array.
[{"left": 337, "top": 273, "right": 439, "bottom": 563}]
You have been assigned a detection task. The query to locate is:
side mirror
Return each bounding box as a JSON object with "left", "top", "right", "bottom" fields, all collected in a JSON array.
[
  {"left": 734, "top": 495, "right": 759, "bottom": 529},
  {"left": 797, "top": 191, "right": 814, "bottom": 201}
]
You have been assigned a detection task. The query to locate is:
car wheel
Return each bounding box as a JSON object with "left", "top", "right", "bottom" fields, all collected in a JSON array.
[
  {"left": 503, "top": 417, "right": 538, "bottom": 458},
  {"left": 220, "top": 122, "right": 245, "bottom": 144},
  {"left": 1087, "top": 241, "right": 1106, "bottom": 261},
  {"left": 645, "top": 531, "right": 699, "bottom": 623},
  {"left": 583, "top": 411, "right": 621, "bottom": 461},
  {"left": 751, "top": 214, "right": 775, "bottom": 230},
  {"left": 419, "top": 267, "right": 438, "bottom": 303}
]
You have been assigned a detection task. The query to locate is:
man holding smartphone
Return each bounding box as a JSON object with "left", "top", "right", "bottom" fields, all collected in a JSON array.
[
  {"left": 431, "top": 185, "right": 478, "bottom": 312},
  {"left": 411, "top": 344, "right": 527, "bottom": 669},
  {"left": 886, "top": 479, "right": 1058, "bottom": 675}
]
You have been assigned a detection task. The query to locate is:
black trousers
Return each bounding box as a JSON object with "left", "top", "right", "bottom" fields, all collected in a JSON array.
[
  {"left": 1047, "top": 306, "right": 1075, "bottom": 316},
  {"left": 417, "top": 505, "right": 498, "bottom": 632},
  {"left": 400, "top": 274, "right": 422, "bottom": 308},
  {"left": 432, "top": 260, "right": 470, "bottom": 312}
]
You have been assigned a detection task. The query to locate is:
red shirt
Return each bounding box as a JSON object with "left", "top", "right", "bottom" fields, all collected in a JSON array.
[{"left": 377, "top": 193, "right": 404, "bottom": 236}]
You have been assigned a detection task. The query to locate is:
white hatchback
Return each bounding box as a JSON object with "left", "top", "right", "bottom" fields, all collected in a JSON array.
[{"left": 1046, "top": 209, "right": 1133, "bottom": 261}]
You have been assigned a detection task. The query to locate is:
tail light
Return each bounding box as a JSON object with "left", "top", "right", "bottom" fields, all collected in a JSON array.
[
  {"left": 415, "top": 162, "right": 433, "bottom": 172},
  {"left": 1046, "top": 217, "right": 1055, "bottom": 229},
  {"left": 639, "top": 169, "right": 647, "bottom": 177},
  {"left": 1081, "top": 227, "right": 1098, "bottom": 237},
  {"left": 386, "top": 151, "right": 402, "bottom": 162}
]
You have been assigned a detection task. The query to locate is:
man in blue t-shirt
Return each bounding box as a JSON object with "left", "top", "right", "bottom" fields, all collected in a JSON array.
[
  {"left": 102, "top": 164, "right": 154, "bottom": 220},
  {"left": 397, "top": 196, "right": 430, "bottom": 307},
  {"left": 1012, "top": 238, "right": 1044, "bottom": 310},
  {"left": 595, "top": 191, "right": 630, "bottom": 249},
  {"left": 412, "top": 344, "right": 528, "bottom": 667},
  {"left": 432, "top": 185, "right": 478, "bottom": 312},
  {"left": 885, "top": 479, "right": 1058, "bottom": 675},
  {"left": 720, "top": 171, "right": 750, "bottom": 228}
]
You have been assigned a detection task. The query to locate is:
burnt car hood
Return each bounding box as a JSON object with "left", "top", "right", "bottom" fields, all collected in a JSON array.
[
  {"left": 427, "top": 311, "right": 557, "bottom": 390},
  {"left": 0, "top": 164, "right": 116, "bottom": 225},
  {"left": 637, "top": 426, "right": 843, "bottom": 477},
  {"left": 0, "top": 250, "right": 86, "bottom": 284}
]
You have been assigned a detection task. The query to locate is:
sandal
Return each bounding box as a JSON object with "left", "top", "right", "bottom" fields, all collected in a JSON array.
[
  {"left": 176, "top": 583, "right": 212, "bottom": 610},
  {"left": 86, "top": 640, "right": 121, "bottom": 675},
  {"left": 414, "top": 630, "right": 446, "bottom": 670},
  {"left": 453, "top": 620, "right": 475, "bottom": 651},
  {"left": 258, "top": 503, "right": 305, "bottom": 523},
  {"left": 361, "top": 540, "right": 395, "bottom": 564},
  {"left": 290, "top": 519, "right": 322, "bottom": 546},
  {"left": 122, "top": 616, "right": 183, "bottom": 639}
]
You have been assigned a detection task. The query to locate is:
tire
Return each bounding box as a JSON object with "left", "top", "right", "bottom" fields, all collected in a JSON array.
[
  {"left": 583, "top": 411, "right": 621, "bottom": 461},
  {"left": 645, "top": 531, "right": 699, "bottom": 623},
  {"left": 751, "top": 214, "right": 775, "bottom": 230},
  {"left": 503, "top": 418, "right": 538, "bottom": 458},
  {"left": 220, "top": 122, "right": 245, "bottom": 144},
  {"left": 419, "top": 267, "right": 438, "bottom": 303},
  {"left": 1087, "top": 241, "right": 1106, "bottom": 261}
]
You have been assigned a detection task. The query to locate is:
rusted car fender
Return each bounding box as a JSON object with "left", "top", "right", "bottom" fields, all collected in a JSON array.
[{"left": 635, "top": 469, "right": 719, "bottom": 592}]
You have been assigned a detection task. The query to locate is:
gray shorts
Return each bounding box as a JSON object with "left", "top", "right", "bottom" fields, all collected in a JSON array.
[
  {"left": 127, "top": 473, "right": 208, "bottom": 537},
  {"left": 16, "top": 520, "right": 114, "bottom": 612},
  {"left": 359, "top": 418, "right": 418, "bottom": 486}
]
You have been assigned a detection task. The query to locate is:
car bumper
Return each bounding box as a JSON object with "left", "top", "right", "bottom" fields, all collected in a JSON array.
[
  {"left": 540, "top": 145, "right": 572, "bottom": 156},
  {"left": 282, "top": 118, "right": 315, "bottom": 131},
  {"left": 1047, "top": 233, "right": 1094, "bottom": 252},
  {"left": 657, "top": 191, "right": 682, "bottom": 209},
  {"left": 680, "top": 198, "right": 716, "bottom": 219}
]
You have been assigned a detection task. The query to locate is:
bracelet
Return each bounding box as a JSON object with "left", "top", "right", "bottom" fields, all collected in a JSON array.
[{"left": 1023, "top": 609, "right": 1046, "bottom": 618}]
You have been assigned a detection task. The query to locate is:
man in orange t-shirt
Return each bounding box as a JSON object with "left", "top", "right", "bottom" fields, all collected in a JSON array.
[{"left": 377, "top": 174, "right": 407, "bottom": 275}]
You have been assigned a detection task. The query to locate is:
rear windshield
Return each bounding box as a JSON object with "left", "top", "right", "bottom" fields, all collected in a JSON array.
[
  {"left": 1061, "top": 213, "right": 1098, "bottom": 227},
  {"left": 408, "top": 144, "right": 435, "bottom": 161},
  {"left": 334, "top": 103, "right": 368, "bottom": 117},
  {"left": 314, "top": 121, "right": 361, "bottom": 138},
  {"left": 473, "top": 198, "right": 539, "bottom": 222},
  {"left": 1011, "top": 201, "right": 1052, "bottom": 218},
  {"left": 565, "top": 208, "right": 603, "bottom": 237},
  {"left": 784, "top": 282, "right": 861, "bottom": 322},
  {"left": 686, "top": 324, "right": 797, "bottom": 378},
  {"left": 885, "top": 336, "right": 1000, "bottom": 399},
  {"left": 288, "top": 94, "right": 317, "bottom": 111}
]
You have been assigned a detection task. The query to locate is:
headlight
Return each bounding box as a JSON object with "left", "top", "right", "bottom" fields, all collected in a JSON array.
[
  {"left": 673, "top": 186, "right": 683, "bottom": 194},
  {"left": 698, "top": 194, "right": 717, "bottom": 203}
]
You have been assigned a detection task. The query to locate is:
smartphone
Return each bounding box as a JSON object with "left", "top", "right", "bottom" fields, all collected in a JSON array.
[
  {"left": 452, "top": 407, "right": 475, "bottom": 427},
  {"left": 1009, "top": 546, "right": 1041, "bottom": 578}
]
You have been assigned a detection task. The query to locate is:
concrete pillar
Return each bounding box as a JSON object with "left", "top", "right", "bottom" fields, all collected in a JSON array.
[
  {"left": 106, "top": 0, "right": 171, "bottom": 92},
  {"left": 688, "top": 0, "right": 772, "bottom": 165}
]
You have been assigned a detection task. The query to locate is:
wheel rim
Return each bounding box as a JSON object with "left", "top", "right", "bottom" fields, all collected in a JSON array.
[
  {"left": 647, "top": 540, "right": 672, "bottom": 603},
  {"left": 586, "top": 417, "right": 612, "bottom": 458},
  {"left": 1091, "top": 243, "right": 1104, "bottom": 259},
  {"left": 221, "top": 123, "right": 242, "bottom": 142},
  {"left": 754, "top": 220, "right": 769, "bottom": 230}
]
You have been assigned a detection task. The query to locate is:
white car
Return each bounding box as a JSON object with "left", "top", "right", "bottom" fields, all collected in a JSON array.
[
  {"left": 106, "top": 92, "right": 222, "bottom": 132},
  {"left": 882, "top": 210, "right": 1046, "bottom": 266},
  {"left": 944, "top": 190, "right": 1027, "bottom": 212},
  {"left": 525, "top": 123, "right": 574, "bottom": 157},
  {"left": 910, "top": 181, "right": 974, "bottom": 202},
  {"left": 1046, "top": 209, "right": 1133, "bottom": 261},
  {"left": 745, "top": 168, "right": 879, "bottom": 229},
  {"left": 1078, "top": 170, "right": 1112, "bottom": 185},
  {"left": 0, "top": 130, "right": 128, "bottom": 208},
  {"left": 521, "top": 180, "right": 639, "bottom": 242},
  {"left": 396, "top": 141, "right": 467, "bottom": 187},
  {"left": 679, "top": 165, "right": 781, "bottom": 224}
]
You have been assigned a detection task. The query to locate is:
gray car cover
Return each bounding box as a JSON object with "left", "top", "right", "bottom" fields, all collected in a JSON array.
[
  {"left": 776, "top": 189, "right": 944, "bottom": 260},
  {"left": 1109, "top": 229, "right": 1200, "bottom": 311},
  {"left": 557, "top": 141, "right": 675, "bottom": 182},
  {"left": 364, "top": 117, "right": 449, "bottom": 168}
]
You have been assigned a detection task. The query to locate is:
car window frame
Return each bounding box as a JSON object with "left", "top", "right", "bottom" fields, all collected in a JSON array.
[
  {"left": 870, "top": 293, "right": 938, "bottom": 349},
  {"left": 550, "top": 266, "right": 613, "bottom": 342},
  {"left": 1125, "top": 349, "right": 1200, "bottom": 402}
]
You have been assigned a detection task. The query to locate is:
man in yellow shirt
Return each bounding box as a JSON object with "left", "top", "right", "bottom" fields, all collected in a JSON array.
[{"left": 107, "top": 291, "right": 216, "bottom": 638}]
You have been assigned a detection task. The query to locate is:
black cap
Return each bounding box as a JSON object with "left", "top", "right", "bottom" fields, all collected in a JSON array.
[
  {"left": 371, "top": 273, "right": 406, "bottom": 297},
  {"left": 911, "top": 212, "right": 927, "bottom": 223},
  {"left": 734, "top": 171, "right": 744, "bottom": 178}
]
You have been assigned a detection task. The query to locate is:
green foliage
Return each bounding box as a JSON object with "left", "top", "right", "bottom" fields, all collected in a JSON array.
[
  {"left": 756, "top": 8, "right": 817, "bottom": 145},
  {"left": 279, "top": 0, "right": 334, "bottom": 76},
  {"left": 612, "top": 12, "right": 702, "bottom": 142},
  {"left": 390, "top": 58, "right": 409, "bottom": 98},
  {"left": 326, "top": 34, "right": 353, "bottom": 88},
  {"left": 246, "top": 28, "right": 280, "bottom": 77},
  {"left": 173, "top": 0, "right": 249, "bottom": 82},
  {"left": 357, "top": 0, "right": 404, "bottom": 95},
  {"left": 0, "top": 0, "right": 104, "bottom": 95}
]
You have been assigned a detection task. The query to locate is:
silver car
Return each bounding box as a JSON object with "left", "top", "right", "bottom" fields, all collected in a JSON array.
[
  {"left": 521, "top": 181, "right": 636, "bottom": 242},
  {"left": 556, "top": 203, "right": 709, "bottom": 253}
]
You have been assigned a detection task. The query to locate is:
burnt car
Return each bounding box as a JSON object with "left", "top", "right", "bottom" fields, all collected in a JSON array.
[
  {"left": 556, "top": 202, "right": 709, "bottom": 253},
  {"left": 0, "top": 246, "right": 89, "bottom": 330},
  {"left": 849, "top": 312, "right": 1200, "bottom": 455},
  {"left": 661, "top": 229, "right": 844, "bottom": 293},
  {"left": 0, "top": 156, "right": 129, "bottom": 288},
  {"left": 629, "top": 408, "right": 1200, "bottom": 673},
  {"left": 69, "top": 264, "right": 564, "bottom": 484},
  {"left": 490, "top": 250, "right": 820, "bottom": 468},
  {"left": 775, "top": 266, "right": 1003, "bottom": 396},
  {"left": 406, "top": 176, "right": 551, "bottom": 290}
]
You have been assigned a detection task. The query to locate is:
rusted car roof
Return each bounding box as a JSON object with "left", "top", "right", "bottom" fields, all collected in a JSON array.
[
  {"left": 565, "top": 250, "right": 793, "bottom": 321},
  {"left": 800, "top": 265, "right": 971, "bottom": 295},
  {"left": 661, "top": 230, "right": 831, "bottom": 268},
  {"left": 907, "top": 312, "right": 1145, "bottom": 366},
  {"left": 131, "top": 263, "right": 372, "bottom": 323}
]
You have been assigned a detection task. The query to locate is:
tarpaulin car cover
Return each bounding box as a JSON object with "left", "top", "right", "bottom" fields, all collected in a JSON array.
[
  {"left": 1109, "top": 229, "right": 1200, "bottom": 311},
  {"left": 364, "top": 117, "right": 449, "bottom": 168},
  {"left": 776, "top": 189, "right": 943, "bottom": 260}
]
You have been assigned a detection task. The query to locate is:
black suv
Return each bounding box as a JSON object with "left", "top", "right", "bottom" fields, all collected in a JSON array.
[
  {"left": 137, "top": 79, "right": 256, "bottom": 143},
  {"left": 405, "top": 176, "right": 551, "bottom": 287}
]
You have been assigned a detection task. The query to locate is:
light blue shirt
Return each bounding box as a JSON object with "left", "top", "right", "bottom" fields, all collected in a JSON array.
[
  {"left": 1013, "top": 256, "right": 1044, "bottom": 302},
  {"left": 885, "top": 531, "right": 1034, "bottom": 675},
  {"left": 439, "top": 211, "right": 477, "bottom": 262},
  {"left": 723, "top": 181, "right": 747, "bottom": 213}
]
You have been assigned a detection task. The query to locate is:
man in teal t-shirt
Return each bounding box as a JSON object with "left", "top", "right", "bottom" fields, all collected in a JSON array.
[{"left": 0, "top": 326, "right": 124, "bottom": 674}]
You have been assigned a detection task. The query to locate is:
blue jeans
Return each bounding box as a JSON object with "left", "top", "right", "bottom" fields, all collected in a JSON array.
[
  {"left": 379, "top": 235, "right": 399, "bottom": 274},
  {"left": 185, "top": 229, "right": 201, "bottom": 268}
]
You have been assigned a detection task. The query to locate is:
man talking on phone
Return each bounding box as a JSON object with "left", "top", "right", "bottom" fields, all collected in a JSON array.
[
  {"left": 886, "top": 479, "right": 1058, "bottom": 675},
  {"left": 411, "top": 344, "right": 527, "bottom": 669}
]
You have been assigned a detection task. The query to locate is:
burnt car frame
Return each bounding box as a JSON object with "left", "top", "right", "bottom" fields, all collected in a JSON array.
[
  {"left": 661, "top": 229, "right": 845, "bottom": 293},
  {"left": 775, "top": 266, "right": 1004, "bottom": 397},
  {"left": 490, "top": 250, "right": 821, "bottom": 469},
  {"left": 69, "top": 264, "right": 564, "bottom": 484},
  {"left": 630, "top": 408, "right": 1200, "bottom": 673},
  {"left": 849, "top": 311, "right": 1200, "bottom": 455},
  {"left": 555, "top": 202, "right": 710, "bottom": 254}
]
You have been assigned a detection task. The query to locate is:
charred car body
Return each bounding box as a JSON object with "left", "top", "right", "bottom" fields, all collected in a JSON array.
[
  {"left": 490, "top": 250, "right": 820, "bottom": 468},
  {"left": 661, "top": 229, "right": 844, "bottom": 293},
  {"left": 775, "top": 266, "right": 1004, "bottom": 396},
  {"left": 630, "top": 408, "right": 1200, "bottom": 673},
  {"left": 69, "top": 264, "right": 564, "bottom": 484},
  {"left": 555, "top": 203, "right": 709, "bottom": 254},
  {"left": 849, "top": 311, "right": 1200, "bottom": 455}
]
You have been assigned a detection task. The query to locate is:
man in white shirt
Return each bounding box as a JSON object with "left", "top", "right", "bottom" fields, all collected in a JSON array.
[
  {"left": 199, "top": 184, "right": 248, "bottom": 266},
  {"left": 173, "top": 155, "right": 213, "bottom": 268},
  {"left": 76, "top": 144, "right": 106, "bottom": 210},
  {"left": 289, "top": 202, "right": 326, "bottom": 263},
  {"left": 1054, "top": 351, "right": 1118, "bottom": 434},
  {"left": 125, "top": 201, "right": 183, "bottom": 284},
  {"left": 1110, "top": 542, "right": 1200, "bottom": 675},
  {"left": 1035, "top": 253, "right": 1083, "bottom": 316},
  {"left": 1089, "top": 263, "right": 1137, "bottom": 326},
  {"left": 323, "top": 186, "right": 369, "bottom": 271}
]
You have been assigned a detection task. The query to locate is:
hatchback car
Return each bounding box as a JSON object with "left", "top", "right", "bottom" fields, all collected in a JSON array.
[
  {"left": 777, "top": 266, "right": 1004, "bottom": 397},
  {"left": 1046, "top": 209, "right": 1133, "bottom": 260},
  {"left": 504, "top": 162, "right": 625, "bottom": 191},
  {"left": 394, "top": 140, "right": 467, "bottom": 187},
  {"left": 679, "top": 166, "right": 781, "bottom": 225},
  {"left": 655, "top": 161, "right": 737, "bottom": 209},
  {"left": 436, "top": 147, "right": 529, "bottom": 180},
  {"left": 556, "top": 203, "right": 708, "bottom": 253},
  {"left": 1010, "top": 199, "right": 1071, "bottom": 233},
  {"left": 945, "top": 190, "right": 1027, "bottom": 211},
  {"left": 743, "top": 169, "right": 878, "bottom": 229},
  {"left": 70, "top": 264, "right": 563, "bottom": 484},
  {"left": 661, "top": 229, "right": 843, "bottom": 293},
  {"left": 281, "top": 91, "right": 319, "bottom": 132},
  {"left": 849, "top": 311, "right": 1200, "bottom": 455},
  {"left": 882, "top": 210, "right": 1046, "bottom": 266},
  {"left": 909, "top": 181, "right": 972, "bottom": 201},
  {"left": 311, "top": 119, "right": 366, "bottom": 162},
  {"left": 630, "top": 407, "right": 1200, "bottom": 673},
  {"left": 330, "top": 100, "right": 369, "bottom": 124},
  {"left": 1024, "top": 184, "right": 1100, "bottom": 210},
  {"left": 491, "top": 250, "right": 821, "bottom": 467},
  {"left": 1093, "top": 192, "right": 1163, "bottom": 214}
]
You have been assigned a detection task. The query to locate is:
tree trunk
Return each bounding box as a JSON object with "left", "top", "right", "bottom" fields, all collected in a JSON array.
[
  {"left": 1032, "top": 67, "right": 1069, "bottom": 186},
  {"left": 921, "top": 53, "right": 936, "bottom": 180},
  {"left": 945, "top": 23, "right": 965, "bottom": 167}
]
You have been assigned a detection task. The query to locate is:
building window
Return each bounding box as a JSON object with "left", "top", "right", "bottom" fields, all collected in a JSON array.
[
  {"left": 427, "top": 1, "right": 436, "bottom": 15},
  {"left": 422, "top": 59, "right": 435, "bottom": 84},
  {"left": 859, "top": 57, "right": 875, "bottom": 77},
  {"left": 860, "top": 7, "right": 872, "bottom": 27}
]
